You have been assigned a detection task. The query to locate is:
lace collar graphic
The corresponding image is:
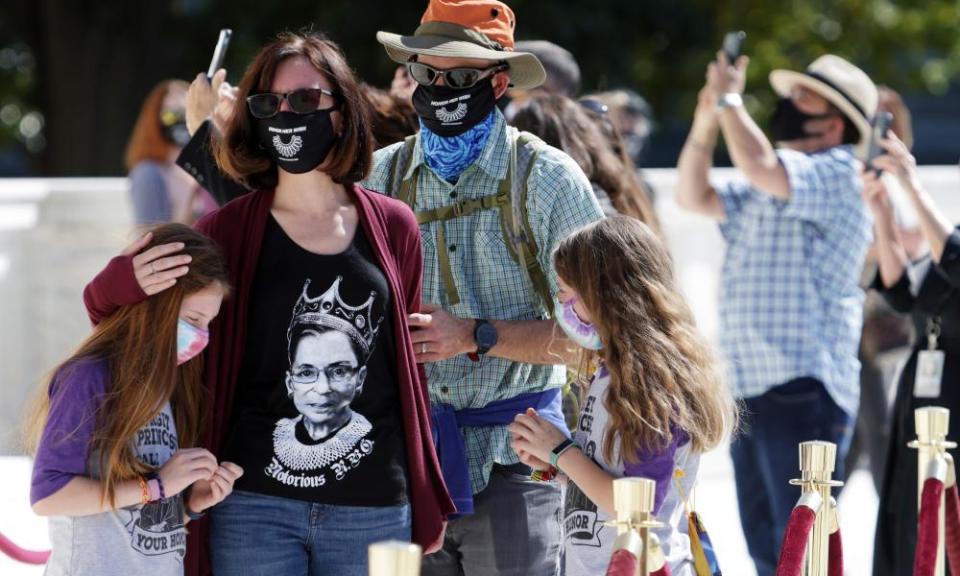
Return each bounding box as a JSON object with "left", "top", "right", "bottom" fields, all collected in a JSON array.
[{"left": 272, "top": 413, "right": 373, "bottom": 471}]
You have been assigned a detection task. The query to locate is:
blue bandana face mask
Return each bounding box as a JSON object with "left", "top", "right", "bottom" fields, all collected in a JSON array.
[
  {"left": 554, "top": 296, "right": 603, "bottom": 350},
  {"left": 419, "top": 109, "right": 495, "bottom": 183}
]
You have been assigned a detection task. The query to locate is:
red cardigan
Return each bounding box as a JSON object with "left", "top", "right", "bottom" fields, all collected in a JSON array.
[{"left": 83, "top": 185, "right": 453, "bottom": 575}]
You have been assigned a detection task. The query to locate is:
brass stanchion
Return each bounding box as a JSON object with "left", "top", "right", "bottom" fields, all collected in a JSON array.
[
  {"left": 908, "top": 407, "right": 957, "bottom": 576},
  {"left": 368, "top": 540, "right": 422, "bottom": 576},
  {"left": 609, "top": 477, "right": 665, "bottom": 576},
  {"left": 788, "top": 441, "right": 843, "bottom": 576}
]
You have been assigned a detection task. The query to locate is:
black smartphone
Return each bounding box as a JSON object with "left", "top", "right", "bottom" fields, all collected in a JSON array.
[
  {"left": 866, "top": 112, "right": 894, "bottom": 171},
  {"left": 722, "top": 31, "right": 746, "bottom": 64},
  {"left": 206, "top": 29, "right": 232, "bottom": 81}
]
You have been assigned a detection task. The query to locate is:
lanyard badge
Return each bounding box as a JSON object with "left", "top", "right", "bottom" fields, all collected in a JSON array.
[{"left": 915, "top": 316, "right": 945, "bottom": 399}]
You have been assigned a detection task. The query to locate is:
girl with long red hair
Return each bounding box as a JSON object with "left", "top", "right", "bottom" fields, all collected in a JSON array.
[{"left": 25, "top": 224, "right": 242, "bottom": 575}]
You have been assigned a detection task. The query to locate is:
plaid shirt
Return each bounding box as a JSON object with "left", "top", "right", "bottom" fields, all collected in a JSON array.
[
  {"left": 716, "top": 145, "right": 872, "bottom": 416},
  {"left": 365, "top": 110, "right": 604, "bottom": 493}
]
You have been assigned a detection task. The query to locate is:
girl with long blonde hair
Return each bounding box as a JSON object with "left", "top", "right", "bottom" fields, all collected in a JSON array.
[
  {"left": 509, "top": 216, "right": 736, "bottom": 576},
  {"left": 26, "top": 224, "right": 242, "bottom": 575}
]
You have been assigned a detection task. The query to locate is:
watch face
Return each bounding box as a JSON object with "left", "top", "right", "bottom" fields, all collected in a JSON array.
[{"left": 476, "top": 322, "right": 498, "bottom": 348}]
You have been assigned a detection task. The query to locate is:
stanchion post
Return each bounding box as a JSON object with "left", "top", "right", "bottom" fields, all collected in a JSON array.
[
  {"left": 908, "top": 407, "right": 957, "bottom": 576},
  {"left": 368, "top": 540, "right": 422, "bottom": 576},
  {"left": 612, "top": 478, "right": 663, "bottom": 576},
  {"left": 789, "top": 441, "right": 843, "bottom": 576}
]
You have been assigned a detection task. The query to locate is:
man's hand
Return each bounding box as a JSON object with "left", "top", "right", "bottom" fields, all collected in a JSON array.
[
  {"left": 707, "top": 51, "right": 749, "bottom": 97},
  {"left": 408, "top": 303, "right": 474, "bottom": 363},
  {"left": 186, "top": 69, "right": 228, "bottom": 136}
]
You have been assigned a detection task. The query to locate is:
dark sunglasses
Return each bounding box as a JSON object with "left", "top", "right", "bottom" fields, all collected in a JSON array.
[
  {"left": 406, "top": 61, "right": 508, "bottom": 89},
  {"left": 246, "top": 88, "right": 339, "bottom": 119}
]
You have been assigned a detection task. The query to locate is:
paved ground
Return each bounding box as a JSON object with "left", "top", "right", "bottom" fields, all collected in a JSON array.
[{"left": 0, "top": 450, "right": 879, "bottom": 575}]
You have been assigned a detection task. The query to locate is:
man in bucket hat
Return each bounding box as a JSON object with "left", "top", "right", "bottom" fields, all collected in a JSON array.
[
  {"left": 676, "top": 52, "right": 878, "bottom": 575},
  {"left": 367, "top": 1, "right": 603, "bottom": 574}
]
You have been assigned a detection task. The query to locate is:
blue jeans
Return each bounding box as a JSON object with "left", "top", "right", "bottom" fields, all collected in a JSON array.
[
  {"left": 209, "top": 490, "right": 411, "bottom": 576},
  {"left": 730, "top": 378, "right": 854, "bottom": 576}
]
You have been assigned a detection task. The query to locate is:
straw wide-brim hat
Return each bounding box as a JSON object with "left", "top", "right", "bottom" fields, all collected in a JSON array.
[
  {"left": 377, "top": 0, "right": 546, "bottom": 90},
  {"left": 769, "top": 55, "right": 878, "bottom": 155}
]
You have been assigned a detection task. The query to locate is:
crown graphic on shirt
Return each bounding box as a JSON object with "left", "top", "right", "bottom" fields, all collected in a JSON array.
[{"left": 287, "top": 277, "right": 382, "bottom": 358}]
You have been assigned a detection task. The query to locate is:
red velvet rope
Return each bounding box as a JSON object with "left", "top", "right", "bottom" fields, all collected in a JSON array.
[
  {"left": 775, "top": 505, "right": 817, "bottom": 576},
  {"left": 828, "top": 528, "right": 843, "bottom": 576},
  {"left": 0, "top": 531, "right": 51, "bottom": 565},
  {"left": 915, "top": 477, "right": 945, "bottom": 576},
  {"left": 605, "top": 549, "right": 638, "bottom": 576},
  {"left": 945, "top": 484, "right": 960, "bottom": 576},
  {"left": 604, "top": 547, "right": 671, "bottom": 576}
]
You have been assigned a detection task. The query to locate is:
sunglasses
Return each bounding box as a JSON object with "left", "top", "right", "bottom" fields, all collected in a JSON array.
[
  {"left": 406, "top": 61, "right": 508, "bottom": 89},
  {"left": 246, "top": 88, "right": 338, "bottom": 119}
]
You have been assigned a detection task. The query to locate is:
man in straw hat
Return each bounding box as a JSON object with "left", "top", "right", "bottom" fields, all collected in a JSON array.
[
  {"left": 676, "top": 50, "right": 878, "bottom": 575},
  {"left": 367, "top": 1, "right": 603, "bottom": 574}
]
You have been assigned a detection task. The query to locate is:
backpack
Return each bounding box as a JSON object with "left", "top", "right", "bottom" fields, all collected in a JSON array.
[{"left": 386, "top": 131, "right": 553, "bottom": 314}]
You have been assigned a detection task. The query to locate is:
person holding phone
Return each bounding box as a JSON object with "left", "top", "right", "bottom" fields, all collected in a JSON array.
[
  {"left": 865, "top": 132, "right": 960, "bottom": 576},
  {"left": 675, "top": 51, "right": 878, "bottom": 575},
  {"left": 79, "top": 33, "right": 453, "bottom": 576}
]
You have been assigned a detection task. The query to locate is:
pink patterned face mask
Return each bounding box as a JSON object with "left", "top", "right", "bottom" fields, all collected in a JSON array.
[{"left": 177, "top": 318, "right": 209, "bottom": 365}]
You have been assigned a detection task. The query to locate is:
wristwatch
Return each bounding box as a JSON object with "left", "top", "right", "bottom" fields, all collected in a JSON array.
[
  {"left": 469, "top": 319, "right": 498, "bottom": 361},
  {"left": 718, "top": 92, "right": 744, "bottom": 109}
]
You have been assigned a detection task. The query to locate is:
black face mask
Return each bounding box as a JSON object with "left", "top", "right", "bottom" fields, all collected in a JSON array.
[
  {"left": 163, "top": 121, "right": 191, "bottom": 148},
  {"left": 769, "top": 97, "right": 835, "bottom": 143},
  {"left": 412, "top": 80, "right": 497, "bottom": 137},
  {"left": 256, "top": 109, "right": 337, "bottom": 174}
]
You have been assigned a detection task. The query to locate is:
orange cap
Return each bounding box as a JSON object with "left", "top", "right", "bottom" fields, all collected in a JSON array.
[{"left": 420, "top": 0, "right": 516, "bottom": 51}]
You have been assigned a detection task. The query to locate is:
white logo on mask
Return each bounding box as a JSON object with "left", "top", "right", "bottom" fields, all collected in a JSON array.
[
  {"left": 435, "top": 103, "right": 468, "bottom": 123},
  {"left": 273, "top": 134, "right": 304, "bottom": 158}
]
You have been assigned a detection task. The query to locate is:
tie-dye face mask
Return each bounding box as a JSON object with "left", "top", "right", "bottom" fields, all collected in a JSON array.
[
  {"left": 177, "top": 318, "right": 209, "bottom": 365},
  {"left": 554, "top": 296, "right": 603, "bottom": 350}
]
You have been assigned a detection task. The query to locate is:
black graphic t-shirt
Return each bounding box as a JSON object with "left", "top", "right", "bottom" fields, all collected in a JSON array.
[{"left": 224, "top": 215, "right": 408, "bottom": 506}]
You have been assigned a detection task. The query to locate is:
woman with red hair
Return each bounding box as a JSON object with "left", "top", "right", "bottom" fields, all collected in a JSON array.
[{"left": 125, "top": 80, "right": 216, "bottom": 226}]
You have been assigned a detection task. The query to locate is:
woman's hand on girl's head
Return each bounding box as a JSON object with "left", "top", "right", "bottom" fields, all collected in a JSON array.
[
  {"left": 187, "top": 461, "right": 244, "bottom": 513},
  {"left": 507, "top": 408, "right": 567, "bottom": 465},
  {"left": 157, "top": 448, "right": 219, "bottom": 496},
  {"left": 124, "top": 232, "right": 192, "bottom": 296}
]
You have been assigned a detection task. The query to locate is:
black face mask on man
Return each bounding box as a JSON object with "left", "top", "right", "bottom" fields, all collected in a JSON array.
[
  {"left": 256, "top": 109, "right": 338, "bottom": 174},
  {"left": 769, "top": 97, "right": 837, "bottom": 143},
  {"left": 412, "top": 80, "right": 497, "bottom": 137}
]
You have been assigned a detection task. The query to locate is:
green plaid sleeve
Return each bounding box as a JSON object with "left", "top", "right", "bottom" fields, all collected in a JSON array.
[{"left": 363, "top": 142, "right": 405, "bottom": 195}]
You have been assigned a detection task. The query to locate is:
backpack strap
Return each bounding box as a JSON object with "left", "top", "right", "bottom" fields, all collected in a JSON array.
[
  {"left": 389, "top": 135, "right": 418, "bottom": 204},
  {"left": 499, "top": 132, "right": 553, "bottom": 316}
]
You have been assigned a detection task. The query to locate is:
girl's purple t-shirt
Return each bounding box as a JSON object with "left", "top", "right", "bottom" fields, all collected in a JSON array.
[{"left": 31, "top": 358, "right": 110, "bottom": 505}]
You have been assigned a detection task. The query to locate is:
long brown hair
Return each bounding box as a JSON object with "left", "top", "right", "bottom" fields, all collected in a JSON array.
[
  {"left": 510, "top": 94, "right": 661, "bottom": 235},
  {"left": 554, "top": 217, "right": 736, "bottom": 463},
  {"left": 24, "top": 224, "right": 229, "bottom": 506},
  {"left": 214, "top": 32, "right": 373, "bottom": 190},
  {"left": 124, "top": 80, "right": 187, "bottom": 170}
]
